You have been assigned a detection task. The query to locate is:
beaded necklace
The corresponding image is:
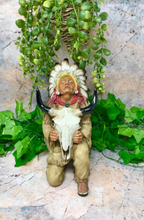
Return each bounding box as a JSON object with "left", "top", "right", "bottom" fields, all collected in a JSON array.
[{"left": 57, "top": 95, "right": 78, "bottom": 107}]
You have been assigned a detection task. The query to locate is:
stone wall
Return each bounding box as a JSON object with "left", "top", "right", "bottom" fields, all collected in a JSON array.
[{"left": 0, "top": 0, "right": 144, "bottom": 112}]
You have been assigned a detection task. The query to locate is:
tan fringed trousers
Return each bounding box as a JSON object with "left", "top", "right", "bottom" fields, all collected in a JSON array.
[{"left": 46, "top": 139, "right": 90, "bottom": 187}]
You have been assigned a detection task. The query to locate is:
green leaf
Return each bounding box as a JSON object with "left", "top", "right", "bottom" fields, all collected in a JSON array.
[
  {"left": 93, "top": 49, "right": 102, "bottom": 59},
  {"left": 78, "top": 20, "right": 84, "bottom": 28},
  {"left": 74, "top": 0, "right": 82, "bottom": 5},
  {"left": 67, "top": 18, "right": 76, "bottom": 27},
  {"left": 79, "top": 60, "right": 86, "bottom": 69},
  {"left": 130, "top": 106, "right": 144, "bottom": 120},
  {"left": 92, "top": 37, "right": 101, "bottom": 45},
  {"left": 103, "top": 48, "right": 111, "bottom": 56},
  {"left": 116, "top": 98, "right": 126, "bottom": 110},
  {"left": 100, "top": 57, "right": 107, "bottom": 66},
  {"left": 68, "top": 27, "right": 77, "bottom": 35},
  {"left": 108, "top": 93, "right": 116, "bottom": 102},
  {"left": 79, "top": 11, "right": 85, "bottom": 19},
  {"left": 118, "top": 124, "right": 135, "bottom": 137},
  {"left": 99, "top": 12, "right": 108, "bottom": 21},
  {"left": 92, "top": 44, "right": 99, "bottom": 50},
  {"left": 81, "top": 2, "right": 92, "bottom": 11},
  {"left": 124, "top": 109, "right": 137, "bottom": 123},
  {"left": 82, "top": 47, "right": 90, "bottom": 58},
  {"left": 13, "top": 148, "right": 35, "bottom": 167},
  {"left": 133, "top": 129, "right": 144, "bottom": 144},
  {"left": 15, "top": 100, "right": 23, "bottom": 116},
  {"left": 0, "top": 145, "right": 5, "bottom": 155},
  {"left": 95, "top": 16, "right": 102, "bottom": 24},
  {"left": 79, "top": 31, "right": 86, "bottom": 39},
  {"left": 19, "top": 110, "right": 32, "bottom": 121},
  {"left": 118, "top": 150, "right": 135, "bottom": 164},
  {"left": 12, "top": 126, "right": 23, "bottom": 140},
  {"left": 101, "top": 24, "right": 108, "bottom": 31},
  {"left": 91, "top": 116, "right": 98, "bottom": 124},
  {"left": 2, "top": 121, "right": 16, "bottom": 136},
  {"left": 15, "top": 136, "right": 31, "bottom": 159},
  {"left": 101, "top": 38, "right": 107, "bottom": 44},
  {"left": 35, "top": 118, "right": 43, "bottom": 125}
]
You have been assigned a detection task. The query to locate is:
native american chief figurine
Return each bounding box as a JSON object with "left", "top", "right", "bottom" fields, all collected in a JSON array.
[{"left": 36, "top": 58, "right": 97, "bottom": 196}]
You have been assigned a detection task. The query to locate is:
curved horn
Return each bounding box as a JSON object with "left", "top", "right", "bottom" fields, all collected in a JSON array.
[
  {"left": 80, "top": 88, "right": 97, "bottom": 115},
  {"left": 36, "top": 87, "right": 51, "bottom": 114}
]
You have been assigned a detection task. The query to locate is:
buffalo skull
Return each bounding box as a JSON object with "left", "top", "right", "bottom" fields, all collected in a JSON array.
[{"left": 36, "top": 88, "right": 97, "bottom": 160}]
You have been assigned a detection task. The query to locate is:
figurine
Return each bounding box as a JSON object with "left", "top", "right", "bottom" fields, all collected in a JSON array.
[{"left": 36, "top": 58, "right": 97, "bottom": 196}]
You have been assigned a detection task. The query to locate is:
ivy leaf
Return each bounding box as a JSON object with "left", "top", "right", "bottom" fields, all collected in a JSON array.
[
  {"left": 100, "top": 57, "right": 107, "bottom": 66},
  {"left": 124, "top": 109, "right": 137, "bottom": 123},
  {"left": 108, "top": 93, "right": 116, "bottom": 102},
  {"left": 35, "top": 118, "right": 43, "bottom": 124},
  {"left": 2, "top": 121, "right": 16, "bottom": 136},
  {"left": 118, "top": 124, "right": 135, "bottom": 137},
  {"left": 99, "top": 12, "right": 108, "bottom": 21},
  {"left": 19, "top": 110, "right": 32, "bottom": 121},
  {"left": 15, "top": 100, "right": 23, "bottom": 117},
  {"left": 13, "top": 148, "right": 35, "bottom": 167},
  {"left": 0, "top": 145, "right": 5, "bottom": 155},
  {"left": 130, "top": 106, "right": 144, "bottom": 120},
  {"left": 133, "top": 129, "right": 144, "bottom": 144},
  {"left": 103, "top": 48, "right": 111, "bottom": 56},
  {"left": 116, "top": 98, "right": 126, "bottom": 110},
  {"left": 12, "top": 126, "right": 24, "bottom": 140},
  {"left": 15, "top": 136, "right": 31, "bottom": 159},
  {"left": 118, "top": 150, "right": 135, "bottom": 164},
  {"left": 91, "top": 116, "right": 98, "bottom": 124}
]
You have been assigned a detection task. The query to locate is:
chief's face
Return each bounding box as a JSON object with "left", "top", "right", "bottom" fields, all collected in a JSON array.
[{"left": 59, "top": 76, "right": 75, "bottom": 95}]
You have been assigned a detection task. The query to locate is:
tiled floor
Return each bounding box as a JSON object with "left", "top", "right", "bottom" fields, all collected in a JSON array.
[{"left": 0, "top": 148, "right": 144, "bottom": 220}]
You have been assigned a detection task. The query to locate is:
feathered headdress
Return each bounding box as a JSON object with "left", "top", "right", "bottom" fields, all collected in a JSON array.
[{"left": 48, "top": 59, "right": 88, "bottom": 100}]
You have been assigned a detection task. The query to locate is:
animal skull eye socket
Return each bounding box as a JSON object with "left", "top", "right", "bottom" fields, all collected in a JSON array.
[{"left": 52, "top": 120, "right": 55, "bottom": 126}]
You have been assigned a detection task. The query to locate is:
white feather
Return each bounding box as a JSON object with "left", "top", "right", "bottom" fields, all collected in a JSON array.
[
  {"left": 50, "top": 70, "right": 58, "bottom": 78},
  {"left": 49, "top": 88, "right": 54, "bottom": 97},
  {"left": 80, "top": 88, "right": 88, "bottom": 99},
  {"left": 48, "top": 84, "right": 55, "bottom": 91},
  {"left": 78, "top": 80, "right": 85, "bottom": 85},
  {"left": 78, "top": 75, "right": 86, "bottom": 81},
  {"left": 74, "top": 69, "right": 85, "bottom": 76},
  {"left": 69, "top": 64, "right": 78, "bottom": 72},
  {"left": 54, "top": 64, "right": 61, "bottom": 72},
  {"left": 61, "top": 61, "right": 70, "bottom": 71},
  {"left": 80, "top": 84, "right": 88, "bottom": 91},
  {"left": 49, "top": 77, "right": 55, "bottom": 84}
]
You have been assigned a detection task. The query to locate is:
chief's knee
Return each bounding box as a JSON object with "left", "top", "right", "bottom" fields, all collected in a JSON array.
[{"left": 46, "top": 165, "right": 64, "bottom": 187}]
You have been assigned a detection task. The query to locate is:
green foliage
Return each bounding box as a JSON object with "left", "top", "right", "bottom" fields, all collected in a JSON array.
[
  {"left": 1, "top": 95, "right": 144, "bottom": 167},
  {"left": 0, "top": 101, "right": 48, "bottom": 167},
  {"left": 88, "top": 94, "right": 144, "bottom": 166},
  {"left": 15, "top": 0, "right": 111, "bottom": 107}
]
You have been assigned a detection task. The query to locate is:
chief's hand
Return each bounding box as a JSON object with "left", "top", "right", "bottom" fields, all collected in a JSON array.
[
  {"left": 50, "top": 129, "right": 59, "bottom": 141},
  {"left": 73, "top": 131, "right": 83, "bottom": 144}
]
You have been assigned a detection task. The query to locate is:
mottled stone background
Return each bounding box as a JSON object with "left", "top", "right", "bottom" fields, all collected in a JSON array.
[{"left": 0, "top": 0, "right": 144, "bottom": 112}]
